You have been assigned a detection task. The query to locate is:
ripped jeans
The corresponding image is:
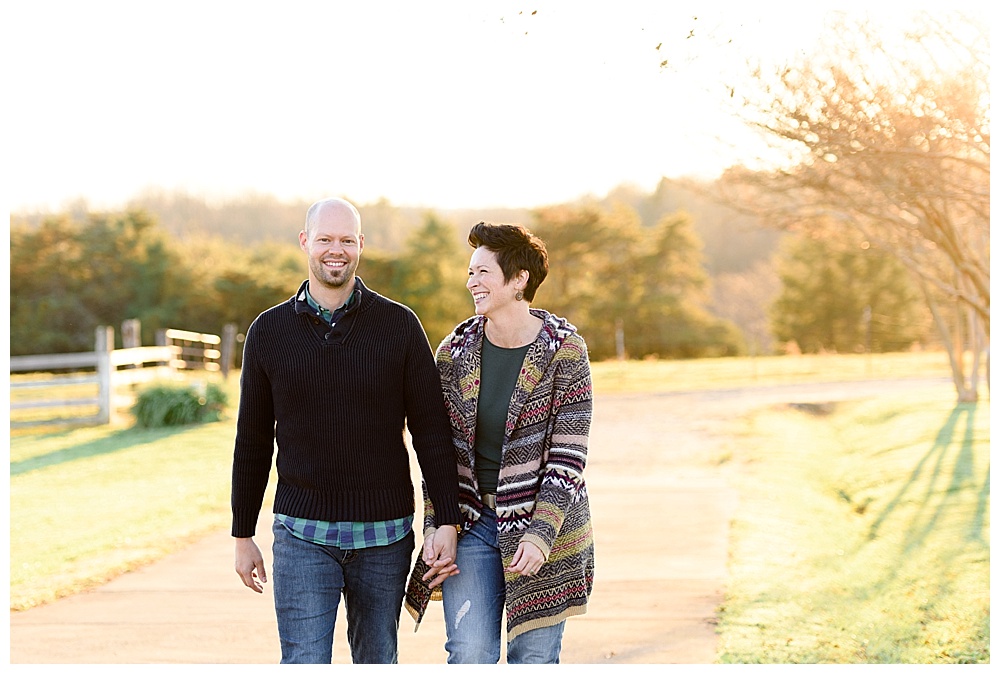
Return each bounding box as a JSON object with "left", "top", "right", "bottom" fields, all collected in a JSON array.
[{"left": 441, "top": 507, "right": 565, "bottom": 664}]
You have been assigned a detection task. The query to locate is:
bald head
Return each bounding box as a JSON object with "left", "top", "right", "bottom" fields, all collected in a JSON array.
[{"left": 305, "top": 198, "right": 362, "bottom": 238}]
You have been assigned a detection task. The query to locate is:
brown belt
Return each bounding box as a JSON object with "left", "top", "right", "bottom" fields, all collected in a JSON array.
[{"left": 482, "top": 493, "right": 497, "bottom": 509}]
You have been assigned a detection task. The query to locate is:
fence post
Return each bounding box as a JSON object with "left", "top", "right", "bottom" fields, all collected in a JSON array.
[
  {"left": 122, "top": 318, "right": 142, "bottom": 348},
  {"left": 221, "top": 323, "right": 238, "bottom": 379},
  {"left": 95, "top": 325, "right": 114, "bottom": 424}
]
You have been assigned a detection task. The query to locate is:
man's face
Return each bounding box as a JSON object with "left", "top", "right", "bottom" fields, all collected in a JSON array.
[{"left": 299, "top": 205, "right": 364, "bottom": 290}]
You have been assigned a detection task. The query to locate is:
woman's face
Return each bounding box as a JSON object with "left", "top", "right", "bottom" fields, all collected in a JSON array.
[{"left": 467, "top": 246, "right": 519, "bottom": 317}]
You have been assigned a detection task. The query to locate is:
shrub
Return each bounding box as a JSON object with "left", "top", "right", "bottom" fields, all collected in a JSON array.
[{"left": 132, "top": 382, "right": 228, "bottom": 427}]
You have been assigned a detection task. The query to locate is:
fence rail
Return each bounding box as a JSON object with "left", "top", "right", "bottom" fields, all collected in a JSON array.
[
  {"left": 9, "top": 352, "right": 102, "bottom": 371},
  {"left": 9, "top": 322, "right": 235, "bottom": 429},
  {"left": 157, "top": 328, "right": 230, "bottom": 374}
]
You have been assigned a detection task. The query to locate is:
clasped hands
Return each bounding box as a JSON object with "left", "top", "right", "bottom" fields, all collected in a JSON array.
[{"left": 420, "top": 526, "right": 546, "bottom": 588}]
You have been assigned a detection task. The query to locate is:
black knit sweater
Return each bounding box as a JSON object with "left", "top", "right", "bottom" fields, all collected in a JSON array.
[{"left": 231, "top": 278, "right": 461, "bottom": 538}]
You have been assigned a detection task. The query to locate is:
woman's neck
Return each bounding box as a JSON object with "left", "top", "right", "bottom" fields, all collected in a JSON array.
[{"left": 484, "top": 306, "right": 543, "bottom": 348}]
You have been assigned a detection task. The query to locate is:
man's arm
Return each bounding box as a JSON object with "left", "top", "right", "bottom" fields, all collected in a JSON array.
[
  {"left": 403, "top": 313, "right": 462, "bottom": 527},
  {"left": 231, "top": 322, "right": 275, "bottom": 592},
  {"left": 231, "top": 318, "right": 276, "bottom": 541}
]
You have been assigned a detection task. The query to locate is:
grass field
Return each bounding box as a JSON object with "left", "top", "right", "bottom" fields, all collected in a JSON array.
[
  {"left": 8, "top": 373, "right": 257, "bottom": 610},
  {"left": 589, "top": 350, "right": 957, "bottom": 394},
  {"left": 717, "top": 387, "right": 990, "bottom": 663},
  {"left": 8, "top": 351, "right": 990, "bottom": 662}
]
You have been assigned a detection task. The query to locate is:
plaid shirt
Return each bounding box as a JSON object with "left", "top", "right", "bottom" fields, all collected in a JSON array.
[
  {"left": 276, "top": 283, "right": 412, "bottom": 549},
  {"left": 275, "top": 513, "right": 412, "bottom": 549},
  {"left": 303, "top": 281, "right": 358, "bottom": 325}
]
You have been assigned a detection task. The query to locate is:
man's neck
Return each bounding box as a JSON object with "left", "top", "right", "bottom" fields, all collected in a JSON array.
[{"left": 308, "top": 276, "right": 356, "bottom": 311}]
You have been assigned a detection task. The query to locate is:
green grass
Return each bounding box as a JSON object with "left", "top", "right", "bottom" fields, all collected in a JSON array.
[
  {"left": 590, "top": 350, "right": 955, "bottom": 394},
  {"left": 9, "top": 373, "right": 262, "bottom": 611},
  {"left": 717, "top": 386, "right": 990, "bottom": 663}
]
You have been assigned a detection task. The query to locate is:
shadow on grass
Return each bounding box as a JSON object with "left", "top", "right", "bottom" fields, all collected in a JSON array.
[
  {"left": 10, "top": 425, "right": 198, "bottom": 476},
  {"left": 867, "top": 402, "right": 987, "bottom": 546}
]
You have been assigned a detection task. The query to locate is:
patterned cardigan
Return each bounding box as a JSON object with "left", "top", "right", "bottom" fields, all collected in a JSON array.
[{"left": 405, "top": 309, "right": 596, "bottom": 640}]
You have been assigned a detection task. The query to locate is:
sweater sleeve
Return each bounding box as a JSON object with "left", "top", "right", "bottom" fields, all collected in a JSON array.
[
  {"left": 230, "top": 316, "right": 277, "bottom": 538},
  {"left": 403, "top": 314, "right": 461, "bottom": 526}
]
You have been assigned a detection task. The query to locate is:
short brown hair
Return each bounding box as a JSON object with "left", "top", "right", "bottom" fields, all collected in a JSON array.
[{"left": 468, "top": 222, "right": 548, "bottom": 301}]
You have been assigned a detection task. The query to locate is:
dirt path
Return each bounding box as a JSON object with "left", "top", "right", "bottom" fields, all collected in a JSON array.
[{"left": 9, "top": 378, "right": 950, "bottom": 664}]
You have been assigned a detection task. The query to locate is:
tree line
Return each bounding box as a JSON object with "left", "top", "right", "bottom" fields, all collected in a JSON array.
[{"left": 10, "top": 184, "right": 934, "bottom": 366}]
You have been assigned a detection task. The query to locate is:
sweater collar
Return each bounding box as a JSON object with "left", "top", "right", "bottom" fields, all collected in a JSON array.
[{"left": 294, "top": 277, "right": 367, "bottom": 317}]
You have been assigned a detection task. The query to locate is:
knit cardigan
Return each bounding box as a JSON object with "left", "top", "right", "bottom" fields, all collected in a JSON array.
[
  {"left": 405, "top": 309, "right": 595, "bottom": 640},
  {"left": 231, "top": 278, "right": 461, "bottom": 539}
]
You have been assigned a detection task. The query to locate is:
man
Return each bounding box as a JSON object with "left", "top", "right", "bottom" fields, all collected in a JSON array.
[{"left": 231, "top": 197, "right": 461, "bottom": 664}]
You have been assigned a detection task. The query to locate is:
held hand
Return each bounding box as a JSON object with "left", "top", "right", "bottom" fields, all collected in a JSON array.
[
  {"left": 429, "top": 524, "right": 458, "bottom": 565},
  {"left": 421, "top": 529, "right": 438, "bottom": 565},
  {"left": 507, "top": 540, "right": 546, "bottom": 577},
  {"left": 420, "top": 526, "right": 460, "bottom": 589},
  {"left": 235, "top": 537, "right": 267, "bottom": 593}
]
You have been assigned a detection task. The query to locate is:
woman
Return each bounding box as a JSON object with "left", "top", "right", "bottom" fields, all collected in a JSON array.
[{"left": 405, "top": 221, "right": 595, "bottom": 664}]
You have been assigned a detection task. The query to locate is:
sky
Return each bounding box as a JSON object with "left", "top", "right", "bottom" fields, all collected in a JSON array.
[{"left": 5, "top": 1, "right": 988, "bottom": 212}]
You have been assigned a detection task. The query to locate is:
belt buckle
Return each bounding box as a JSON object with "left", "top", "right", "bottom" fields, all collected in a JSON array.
[{"left": 483, "top": 493, "right": 496, "bottom": 509}]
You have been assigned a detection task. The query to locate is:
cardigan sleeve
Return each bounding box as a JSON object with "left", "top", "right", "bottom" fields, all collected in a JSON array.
[{"left": 519, "top": 335, "right": 593, "bottom": 559}]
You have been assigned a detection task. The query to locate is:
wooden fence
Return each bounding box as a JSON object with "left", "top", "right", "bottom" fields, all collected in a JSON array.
[
  {"left": 9, "top": 323, "right": 236, "bottom": 429},
  {"left": 157, "top": 327, "right": 227, "bottom": 375}
]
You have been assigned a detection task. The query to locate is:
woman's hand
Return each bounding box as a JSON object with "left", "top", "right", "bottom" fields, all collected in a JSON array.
[{"left": 507, "top": 540, "right": 546, "bottom": 577}]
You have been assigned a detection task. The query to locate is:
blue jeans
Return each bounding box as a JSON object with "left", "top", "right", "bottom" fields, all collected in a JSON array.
[
  {"left": 271, "top": 518, "right": 414, "bottom": 664},
  {"left": 441, "top": 508, "right": 566, "bottom": 664}
]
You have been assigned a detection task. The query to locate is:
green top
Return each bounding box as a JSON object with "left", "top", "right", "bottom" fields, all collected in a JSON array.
[{"left": 474, "top": 336, "right": 530, "bottom": 495}]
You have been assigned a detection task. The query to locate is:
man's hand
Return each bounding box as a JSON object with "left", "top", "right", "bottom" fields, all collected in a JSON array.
[
  {"left": 421, "top": 526, "right": 460, "bottom": 589},
  {"left": 235, "top": 537, "right": 267, "bottom": 593},
  {"left": 507, "top": 540, "right": 545, "bottom": 577}
]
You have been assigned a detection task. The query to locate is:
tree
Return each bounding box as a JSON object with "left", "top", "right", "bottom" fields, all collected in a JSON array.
[
  {"left": 578, "top": 203, "right": 645, "bottom": 359},
  {"left": 9, "top": 210, "right": 189, "bottom": 354},
  {"left": 627, "top": 212, "right": 743, "bottom": 359},
  {"left": 531, "top": 204, "right": 742, "bottom": 360},
  {"left": 393, "top": 214, "right": 471, "bottom": 346},
  {"left": 75, "top": 210, "right": 188, "bottom": 345},
  {"left": 717, "top": 11, "right": 989, "bottom": 400},
  {"left": 711, "top": 259, "right": 782, "bottom": 357},
  {"left": 770, "top": 232, "right": 928, "bottom": 354},
  {"left": 10, "top": 217, "right": 97, "bottom": 354},
  {"left": 530, "top": 204, "right": 609, "bottom": 350}
]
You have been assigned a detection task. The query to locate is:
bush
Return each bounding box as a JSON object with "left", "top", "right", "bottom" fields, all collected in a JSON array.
[{"left": 132, "top": 382, "right": 228, "bottom": 427}]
